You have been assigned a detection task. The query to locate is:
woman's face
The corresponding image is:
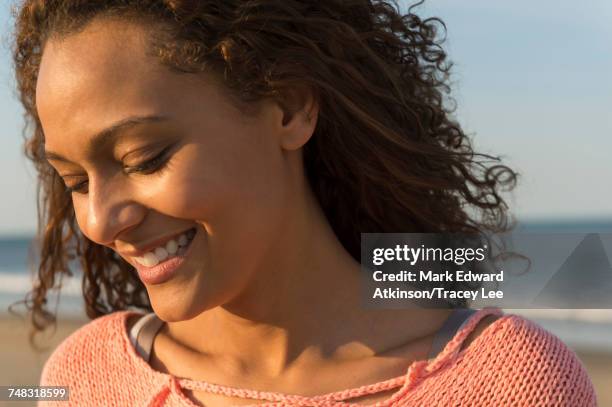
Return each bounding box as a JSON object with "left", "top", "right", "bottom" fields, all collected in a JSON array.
[{"left": 36, "top": 18, "right": 316, "bottom": 320}]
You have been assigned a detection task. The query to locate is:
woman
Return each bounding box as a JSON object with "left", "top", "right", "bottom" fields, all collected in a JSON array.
[{"left": 12, "top": 0, "right": 596, "bottom": 405}]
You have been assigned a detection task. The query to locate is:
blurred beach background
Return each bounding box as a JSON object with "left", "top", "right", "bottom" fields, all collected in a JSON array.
[
  {"left": 2, "top": 232, "right": 612, "bottom": 407},
  {"left": 1, "top": 0, "right": 611, "bottom": 406}
]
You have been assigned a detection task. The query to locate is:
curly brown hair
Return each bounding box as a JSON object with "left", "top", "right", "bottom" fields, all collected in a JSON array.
[{"left": 11, "top": 0, "right": 517, "bottom": 344}]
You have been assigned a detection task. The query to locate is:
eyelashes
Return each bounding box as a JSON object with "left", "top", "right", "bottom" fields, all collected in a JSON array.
[
  {"left": 63, "top": 144, "right": 175, "bottom": 195},
  {"left": 123, "top": 144, "right": 174, "bottom": 175},
  {"left": 64, "top": 179, "right": 88, "bottom": 195}
]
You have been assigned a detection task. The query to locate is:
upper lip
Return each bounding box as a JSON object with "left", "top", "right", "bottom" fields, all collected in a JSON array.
[{"left": 117, "top": 227, "right": 194, "bottom": 258}]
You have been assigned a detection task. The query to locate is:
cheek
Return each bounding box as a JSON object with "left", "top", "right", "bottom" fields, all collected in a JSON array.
[
  {"left": 72, "top": 197, "right": 89, "bottom": 233},
  {"left": 155, "top": 140, "right": 289, "bottom": 262},
  {"left": 156, "top": 140, "right": 287, "bottom": 221}
]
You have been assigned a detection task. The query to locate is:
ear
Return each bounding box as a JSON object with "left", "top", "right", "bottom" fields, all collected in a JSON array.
[{"left": 276, "top": 85, "right": 319, "bottom": 151}]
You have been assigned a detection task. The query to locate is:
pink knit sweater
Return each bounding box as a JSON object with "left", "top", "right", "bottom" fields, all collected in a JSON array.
[{"left": 38, "top": 308, "right": 598, "bottom": 406}]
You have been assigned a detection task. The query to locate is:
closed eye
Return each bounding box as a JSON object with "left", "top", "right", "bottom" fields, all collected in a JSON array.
[
  {"left": 63, "top": 176, "right": 89, "bottom": 195},
  {"left": 123, "top": 144, "right": 174, "bottom": 175},
  {"left": 62, "top": 144, "right": 176, "bottom": 195}
]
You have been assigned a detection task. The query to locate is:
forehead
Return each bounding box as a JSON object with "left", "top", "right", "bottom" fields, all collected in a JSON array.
[
  {"left": 36, "top": 17, "right": 184, "bottom": 152},
  {"left": 37, "top": 17, "right": 157, "bottom": 107}
]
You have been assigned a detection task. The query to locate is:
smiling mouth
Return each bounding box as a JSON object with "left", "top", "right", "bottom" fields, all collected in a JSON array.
[{"left": 132, "top": 227, "right": 197, "bottom": 267}]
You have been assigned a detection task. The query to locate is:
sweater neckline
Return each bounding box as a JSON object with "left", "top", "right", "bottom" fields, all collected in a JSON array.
[{"left": 117, "top": 307, "right": 505, "bottom": 406}]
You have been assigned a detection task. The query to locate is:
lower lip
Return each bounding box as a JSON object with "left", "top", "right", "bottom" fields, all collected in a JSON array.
[{"left": 133, "top": 230, "right": 197, "bottom": 285}]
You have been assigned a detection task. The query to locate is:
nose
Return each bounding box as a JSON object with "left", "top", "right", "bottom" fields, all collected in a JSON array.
[{"left": 79, "top": 175, "right": 147, "bottom": 246}]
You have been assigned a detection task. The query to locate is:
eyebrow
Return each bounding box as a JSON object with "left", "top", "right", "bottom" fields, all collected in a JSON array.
[{"left": 44, "top": 114, "right": 169, "bottom": 163}]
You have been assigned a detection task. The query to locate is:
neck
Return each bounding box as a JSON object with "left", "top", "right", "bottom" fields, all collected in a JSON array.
[{"left": 162, "top": 172, "right": 448, "bottom": 378}]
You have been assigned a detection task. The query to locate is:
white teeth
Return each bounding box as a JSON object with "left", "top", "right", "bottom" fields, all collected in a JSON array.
[
  {"left": 134, "top": 230, "right": 195, "bottom": 267},
  {"left": 141, "top": 252, "right": 159, "bottom": 267},
  {"left": 166, "top": 239, "right": 178, "bottom": 255},
  {"left": 154, "top": 247, "right": 169, "bottom": 261}
]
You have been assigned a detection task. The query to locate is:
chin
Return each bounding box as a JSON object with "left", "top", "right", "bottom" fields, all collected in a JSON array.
[{"left": 147, "top": 285, "right": 219, "bottom": 322}]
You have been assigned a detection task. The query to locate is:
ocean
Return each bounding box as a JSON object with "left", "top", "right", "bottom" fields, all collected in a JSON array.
[{"left": 1, "top": 220, "right": 612, "bottom": 352}]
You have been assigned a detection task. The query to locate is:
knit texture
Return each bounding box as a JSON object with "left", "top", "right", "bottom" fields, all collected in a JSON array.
[{"left": 38, "top": 307, "right": 598, "bottom": 406}]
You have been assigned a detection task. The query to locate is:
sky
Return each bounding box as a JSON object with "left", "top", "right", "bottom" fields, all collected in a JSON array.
[{"left": 0, "top": 0, "right": 611, "bottom": 235}]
